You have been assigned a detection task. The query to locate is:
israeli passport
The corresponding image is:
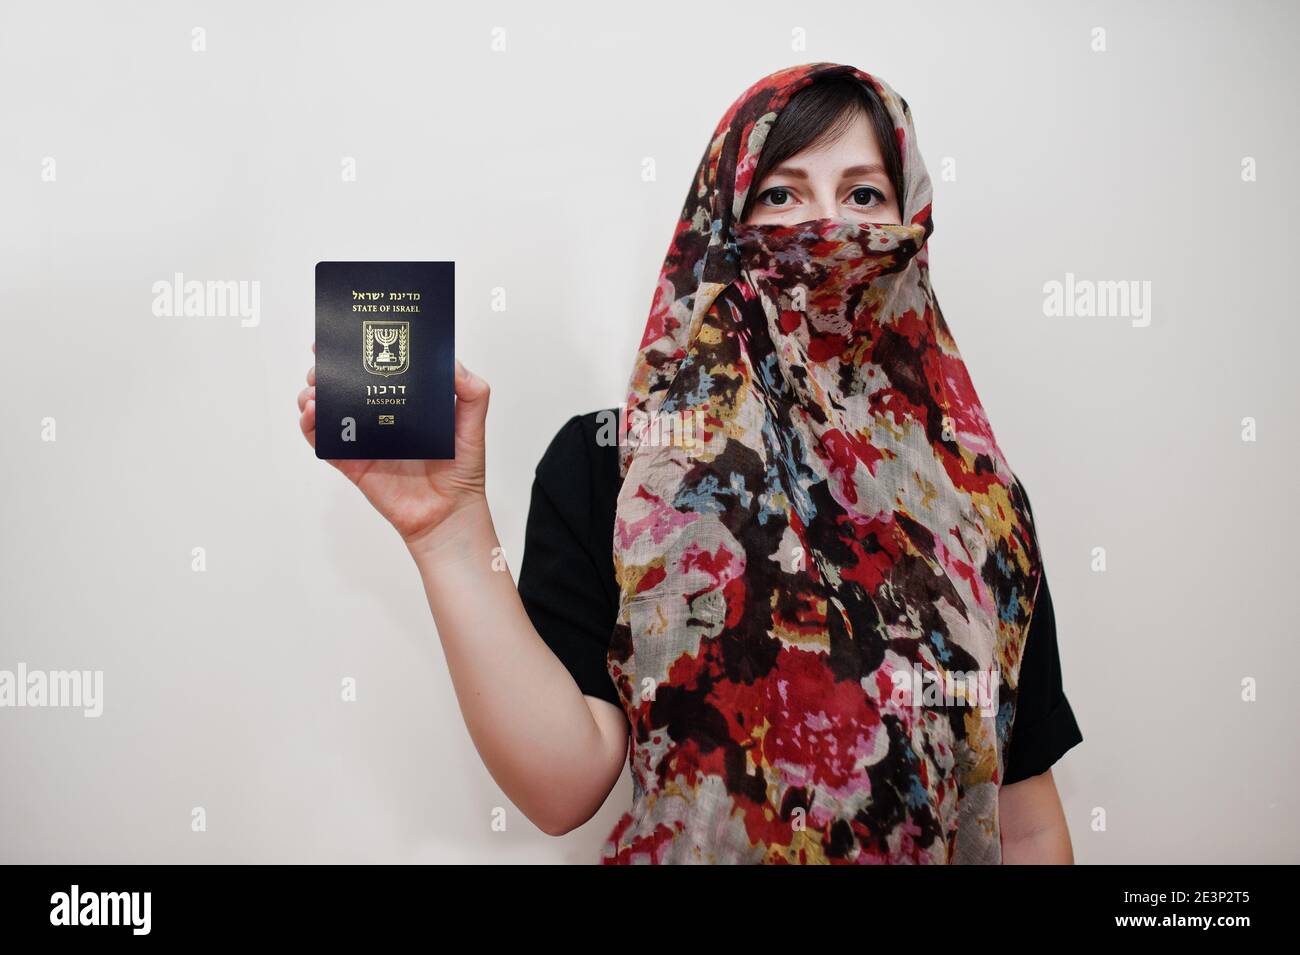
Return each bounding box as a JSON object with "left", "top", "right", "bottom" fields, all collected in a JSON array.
[{"left": 314, "top": 261, "right": 454, "bottom": 460}]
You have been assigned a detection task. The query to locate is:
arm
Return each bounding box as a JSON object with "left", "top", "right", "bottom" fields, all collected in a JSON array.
[
  {"left": 998, "top": 768, "right": 1074, "bottom": 864},
  {"left": 298, "top": 351, "right": 628, "bottom": 836},
  {"left": 405, "top": 499, "right": 629, "bottom": 835}
]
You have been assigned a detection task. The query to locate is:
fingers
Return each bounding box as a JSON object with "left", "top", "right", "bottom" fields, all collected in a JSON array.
[
  {"left": 300, "top": 344, "right": 318, "bottom": 449},
  {"left": 300, "top": 396, "right": 316, "bottom": 449}
]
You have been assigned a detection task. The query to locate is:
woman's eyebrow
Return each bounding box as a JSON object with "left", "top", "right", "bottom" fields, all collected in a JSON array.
[
  {"left": 839, "top": 163, "right": 885, "bottom": 178},
  {"left": 767, "top": 163, "right": 886, "bottom": 179}
]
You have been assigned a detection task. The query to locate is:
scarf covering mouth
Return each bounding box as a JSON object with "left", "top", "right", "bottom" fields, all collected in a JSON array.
[{"left": 606, "top": 63, "right": 1042, "bottom": 864}]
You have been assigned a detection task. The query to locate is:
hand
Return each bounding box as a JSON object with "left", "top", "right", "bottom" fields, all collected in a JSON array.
[{"left": 297, "top": 343, "right": 491, "bottom": 547}]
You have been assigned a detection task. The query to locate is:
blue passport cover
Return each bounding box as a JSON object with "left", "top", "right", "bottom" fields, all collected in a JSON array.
[{"left": 314, "top": 261, "right": 455, "bottom": 460}]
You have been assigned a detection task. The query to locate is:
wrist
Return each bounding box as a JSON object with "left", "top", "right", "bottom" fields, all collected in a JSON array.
[{"left": 404, "top": 495, "right": 496, "bottom": 570}]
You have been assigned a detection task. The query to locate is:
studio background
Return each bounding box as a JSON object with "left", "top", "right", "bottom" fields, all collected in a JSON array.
[{"left": 2, "top": 0, "right": 1296, "bottom": 863}]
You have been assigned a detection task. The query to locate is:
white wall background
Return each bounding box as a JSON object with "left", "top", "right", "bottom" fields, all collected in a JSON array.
[{"left": 1, "top": 0, "right": 1296, "bottom": 863}]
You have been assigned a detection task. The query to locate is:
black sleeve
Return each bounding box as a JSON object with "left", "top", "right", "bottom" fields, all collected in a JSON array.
[
  {"left": 517, "top": 413, "right": 622, "bottom": 709},
  {"left": 1003, "top": 487, "right": 1084, "bottom": 784}
]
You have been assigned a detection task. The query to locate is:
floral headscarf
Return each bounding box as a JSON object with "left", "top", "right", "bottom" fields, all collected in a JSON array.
[{"left": 607, "top": 62, "right": 1042, "bottom": 864}]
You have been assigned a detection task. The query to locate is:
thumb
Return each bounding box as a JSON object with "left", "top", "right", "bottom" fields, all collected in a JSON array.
[{"left": 454, "top": 358, "right": 490, "bottom": 448}]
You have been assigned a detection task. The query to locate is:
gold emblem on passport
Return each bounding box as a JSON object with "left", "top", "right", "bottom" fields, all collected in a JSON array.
[
  {"left": 378, "top": 414, "right": 395, "bottom": 425},
  {"left": 362, "top": 321, "right": 410, "bottom": 377}
]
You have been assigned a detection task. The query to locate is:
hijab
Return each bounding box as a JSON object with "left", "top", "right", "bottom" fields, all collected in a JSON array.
[{"left": 607, "top": 62, "right": 1043, "bottom": 864}]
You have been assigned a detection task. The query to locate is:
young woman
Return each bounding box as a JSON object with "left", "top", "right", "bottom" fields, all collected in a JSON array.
[{"left": 297, "top": 63, "right": 1082, "bottom": 864}]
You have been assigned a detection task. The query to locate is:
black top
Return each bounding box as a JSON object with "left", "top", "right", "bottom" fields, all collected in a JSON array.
[{"left": 518, "top": 410, "right": 1083, "bottom": 785}]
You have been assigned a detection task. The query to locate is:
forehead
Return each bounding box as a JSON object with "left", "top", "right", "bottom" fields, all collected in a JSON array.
[{"left": 764, "top": 112, "right": 887, "bottom": 177}]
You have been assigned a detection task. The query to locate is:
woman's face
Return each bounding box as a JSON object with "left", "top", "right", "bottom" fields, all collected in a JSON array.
[{"left": 743, "top": 110, "right": 902, "bottom": 227}]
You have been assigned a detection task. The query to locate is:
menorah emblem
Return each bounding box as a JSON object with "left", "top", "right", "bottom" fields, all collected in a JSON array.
[
  {"left": 374, "top": 327, "right": 399, "bottom": 363},
  {"left": 361, "top": 321, "right": 410, "bottom": 377}
]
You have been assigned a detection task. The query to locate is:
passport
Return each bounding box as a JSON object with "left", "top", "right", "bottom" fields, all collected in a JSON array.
[{"left": 314, "top": 261, "right": 455, "bottom": 460}]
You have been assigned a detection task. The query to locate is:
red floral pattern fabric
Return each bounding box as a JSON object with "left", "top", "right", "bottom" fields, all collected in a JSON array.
[{"left": 606, "top": 63, "right": 1042, "bottom": 864}]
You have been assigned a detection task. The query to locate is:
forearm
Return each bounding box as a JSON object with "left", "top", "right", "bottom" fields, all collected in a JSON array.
[{"left": 405, "top": 497, "right": 626, "bottom": 835}]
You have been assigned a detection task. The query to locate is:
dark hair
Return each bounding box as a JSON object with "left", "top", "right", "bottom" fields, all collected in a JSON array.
[{"left": 740, "top": 76, "right": 906, "bottom": 223}]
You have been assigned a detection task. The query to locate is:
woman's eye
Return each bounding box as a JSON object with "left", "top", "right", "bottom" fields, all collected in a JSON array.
[
  {"left": 848, "top": 186, "right": 884, "bottom": 206},
  {"left": 758, "top": 187, "right": 793, "bottom": 207}
]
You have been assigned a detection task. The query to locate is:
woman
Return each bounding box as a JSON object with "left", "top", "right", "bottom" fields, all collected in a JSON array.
[{"left": 297, "top": 63, "right": 1081, "bottom": 864}]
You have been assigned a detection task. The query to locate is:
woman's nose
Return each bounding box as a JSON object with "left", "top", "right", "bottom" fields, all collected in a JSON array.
[{"left": 807, "top": 192, "right": 838, "bottom": 220}]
